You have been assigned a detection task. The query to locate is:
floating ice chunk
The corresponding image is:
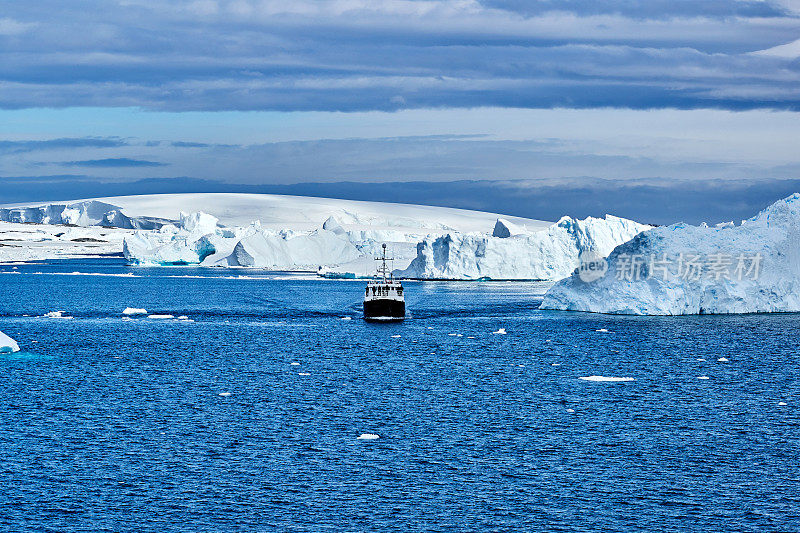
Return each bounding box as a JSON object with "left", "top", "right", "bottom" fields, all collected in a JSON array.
[
  {"left": 697, "top": 376, "right": 710, "bottom": 380},
  {"left": 148, "top": 314, "right": 175, "bottom": 319},
  {"left": 717, "top": 357, "right": 729, "bottom": 362},
  {"left": 427, "top": 327, "right": 434, "bottom": 330},
  {"left": 43, "top": 310, "right": 73, "bottom": 319},
  {"left": 595, "top": 328, "right": 610, "bottom": 333},
  {"left": 467, "top": 336, "right": 475, "bottom": 339},
  {"left": 448, "top": 333, "right": 458, "bottom": 336},
  {"left": 357, "top": 433, "right": 380, "bottom": 440},
  {"left": 552, "top": 363, "right": 561, "bottom": 366},
  {"left": 218, "top": 392, "right": 231, "bottom": 397},
  {"left": 697, "top": 358, "right": 706, "bottom": 362},
  {"left": 493, "top": 328, "right": 507, "bottom": 335},
  {"left": 778, "top": 401, "right": 788, "bottom": 406},
  {"left": 341, "top": 317, "right": 352, "bottom": 321},
  {"left": 579, "top": 376, "right": 635, "bottom": 382},
  {"left": 391, "top": 335, "right": 401, "bottom": 338},
  {"left": 0, "top": 330, "right": 20, "bottom": 353},
  {"left": 298, "top": 372, "right": 310, "bottom": 376},
  {"left": 518, "top": 364, "right": 525, "bottom": 367},
  {"left": 566, "top": 408, "right": 575, "bottom": 413},
  {"left": 290, "top": 362, "right": 300, "bottom": 366},
  {"left": 123, "top": 307, "right": 148, "bottom": 315}
]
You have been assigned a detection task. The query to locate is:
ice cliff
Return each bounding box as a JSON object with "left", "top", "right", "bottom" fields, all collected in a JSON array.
[
  {"left": 0, "top": 330, "right": 20, "bottom": 353},
  {"left": 396, "top": 215, "right": 650, "bottom": 280},
  {"left": 541, "top": 194, "right": 800, "bottom": 315},
  {"left": 123, "top": 212, "right": 362, "bottom": 268}
]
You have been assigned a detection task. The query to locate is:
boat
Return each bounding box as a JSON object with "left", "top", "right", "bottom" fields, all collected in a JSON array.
[{"left": 364, "top": 244, "right": 405, "bottom": 321}]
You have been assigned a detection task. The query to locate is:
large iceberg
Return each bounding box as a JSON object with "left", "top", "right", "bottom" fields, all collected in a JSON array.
[
  {"left": 541, "top": 194, "right": 800, "bottom": 315},
  {"left": 396, "top": 215, "right": 650, "bottom": 280},
  {"left": 0, "top": 330, "right": 20, "bottom": 353},
  {"left": 123, "top": 212, "right": 363, "bottom": 269}
]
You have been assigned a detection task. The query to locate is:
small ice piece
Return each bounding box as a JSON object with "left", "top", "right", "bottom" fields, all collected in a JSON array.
[
  {"left": 427, "top": 327, "right": 434, "bottom": 330},
  {"left": 148, "top": 314, "right": 175, "bottom": 319},
  {"left": 177, "top": 315, "right": 189, "bottom": 320},
  {"left": 357, "top": 433, "right": 380, "bottom": 440},
  {"left": 218, "top": 392, "right": 231, "bottom": 397},
  {"left": 697, "top": 358, "right": 706, "bottom": 362},
  {"left": 448, "top": 333, "right": 458, "bottom": 336},
  {"left": 122, "top": 307, "right": 147, "bottom": 316},
  {"left": 595, "top": 328, "right": 609, "bottom": 333},
  {"left": 697, "top": 376, "right": 710, "bottom": 380},
  {"left": 717, "top": 357, "right": 729, "bottom": 362},
  {"left": 290, "top": 362, "right": 300, "bottom": 366},
  {"left": 341, "top": 317, "right": 352, "bottom": 321},
  {"left": 467, "top": 336, "right": 475, "bottom": 339},
  {"left": 0, "top": 330, "right": 20, "bottom": 353},
  {"left": 551, "top": 363, "right": 561, "bottom": 366},
  {"left": 43, "top": 310, "right": 73, "bottom": 319},
  {"left": 298, "top": 372, "right": 311, "bottom": 376},
  {"left": 778, "top": 402, "right": 788, "bottom": 406},
  {"left": 518, "top": 364, "right": 525, "bottom": 368},
  {"left": 391, "top": 334, "right": 401, "bottom": 338},
  {"left": 493, "top": 328, "right": 507, "bottom": 335},
  {"left": 579, "top": 376, "right": 635, "bottom": 382},
  {"left": 566, "top": 408, "right": 575, "bottom": 413}
]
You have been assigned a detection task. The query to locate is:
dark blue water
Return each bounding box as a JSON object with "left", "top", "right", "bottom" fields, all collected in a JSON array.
[{"left": 1, "top": 259, "right": 799, "bottom": 532}]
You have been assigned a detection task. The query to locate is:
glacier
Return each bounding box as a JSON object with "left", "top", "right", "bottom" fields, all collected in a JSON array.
[
  {"left": 396, "top": 215, "right": 650, "bottom": 280},
  {"left": 0, "top": 330, "right": 20, "bottom": 353},
  {"left": 541, "top": 193, "right": 800, "bottom": 315},
  {"left": 0, "top": 200, "right": 169, "bottom": 229}
]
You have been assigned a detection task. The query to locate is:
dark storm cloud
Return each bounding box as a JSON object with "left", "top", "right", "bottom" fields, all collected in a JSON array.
[{"left": 0, "top": 1, "right": 799, "bottom": 111}]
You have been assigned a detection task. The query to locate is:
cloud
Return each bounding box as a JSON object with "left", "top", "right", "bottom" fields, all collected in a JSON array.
[
  {"left": 0, "top": 1, "right": 799, "bottom": 111},
  {"left": 0, "top": 137, "right": 127, "bottom": 153},
  {"left": 57, "top": 157, "right": 167, "bottom": 167}
]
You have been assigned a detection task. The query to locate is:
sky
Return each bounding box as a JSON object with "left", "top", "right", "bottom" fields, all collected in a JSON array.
[{"left": 2, "top": 0, "right": 800, "bottom": 222}]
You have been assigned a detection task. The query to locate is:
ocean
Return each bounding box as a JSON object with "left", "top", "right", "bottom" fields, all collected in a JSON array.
[{"left": 1, "top": 259, "right": 798, "bottom": 531}]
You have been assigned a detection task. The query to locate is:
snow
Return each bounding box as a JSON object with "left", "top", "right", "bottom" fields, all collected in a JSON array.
[
  {"left": 0, "top": 330, "right": 20, "bottom": 353},
  {"left": 542, "top": 193, "right": 800, "bottom": 315},
  {"left": 397, "top": 215, "right": 649, "bottom": 280}
]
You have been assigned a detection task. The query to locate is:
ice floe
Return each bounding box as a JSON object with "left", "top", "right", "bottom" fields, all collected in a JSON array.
[
  {"left": 123, "top": 307, "right": 148, "bottom": 315},
  {"left": 43, "top": 310, "right": 73, "bottom": 319},
  {"left": 148, "top": 314, "right": 175, "bottom": 319},
  {"left": 493, "top": 328, "right": 507, "bottom": 335},
  {"left": 357, "top": 433, "right": 380, "bottom": 440}
]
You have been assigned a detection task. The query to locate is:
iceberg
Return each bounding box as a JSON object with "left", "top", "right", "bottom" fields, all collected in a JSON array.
[
  {"left": 396, "top": 215, "right": 649, "bottom": 280},
  {"left": 0, "top": 330, "right": 20, "bottom": 353},
  {"left": 541, "top": 193, "right": 800, "bottom": 315}
]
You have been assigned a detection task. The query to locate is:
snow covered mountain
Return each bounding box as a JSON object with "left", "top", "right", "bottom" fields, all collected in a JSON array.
[
  {"left": 396, "top": 215, "right": 650, "bottom": 280},
  {"left": 541, "top": 194, "right": 800, "bottom": 315}
]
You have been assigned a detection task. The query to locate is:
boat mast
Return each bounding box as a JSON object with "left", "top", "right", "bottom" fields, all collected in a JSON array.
[{"left": 375, "top": 243, "right": 393, "bottom": 282}]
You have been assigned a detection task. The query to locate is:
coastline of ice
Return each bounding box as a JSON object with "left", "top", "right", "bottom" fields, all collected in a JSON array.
[{"left": 542, "top": 193, "right": 800, "bottom": 315}]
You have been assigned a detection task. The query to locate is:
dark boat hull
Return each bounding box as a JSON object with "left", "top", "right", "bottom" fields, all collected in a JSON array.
[{"left": 363, "top": 298, "right": 405, "bottom": 321}]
